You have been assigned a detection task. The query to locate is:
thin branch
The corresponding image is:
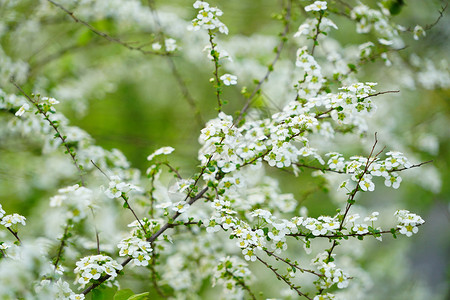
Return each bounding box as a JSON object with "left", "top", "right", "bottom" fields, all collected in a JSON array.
[
  {"left": 264, "top": 250, "right": 323, "bottom": 277},
  {"left": 82, "top": 186, "right": 209, "bottom": 295},
  {"left": 236, "top": 0, "right": 292, "bottom": 124},
  {"left": 46, "top": 0, "right": 169, "bottom": 56},
  {"left": 149, "top": 249, "right": 167, "bottom": 298},
  {"left": 6, "top": 227, "right": 22, "bottom": 244},
  {"left": 11, "top": 79, "right": 85, "bottom": 186},
  {"left": 208, "top": 30, "right": 223, "bottom": 112},
  {"left": 147, "top": 0, "right": 204, "bottom": 126},
  {"left": 256, "top": 255, "right": 312, "bottom": 300},
  {"left": 162, "top": 162, "right": 182, "bottom": 179},
  {"left": 224, "top": 270, "right": 257, "bottom": 300},
  {"left": 294, "top": 160, "right": 432, "bottom": 174},
  {"left": 90, "top": 160, "right": 148, "bottom": 236},
  {"left": 310, "top": 11, "right": 324, "bottom": 56},
  {"left": 53, "top": 223, "right": 70, "bottom": 270}
]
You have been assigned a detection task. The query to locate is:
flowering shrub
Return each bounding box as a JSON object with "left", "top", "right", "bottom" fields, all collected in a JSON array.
[{"left": 0, "top": 0, "right": 448, "bottom": 299}]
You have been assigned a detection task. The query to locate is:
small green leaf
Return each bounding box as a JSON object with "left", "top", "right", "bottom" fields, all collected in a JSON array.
[
  {"left": 128, "top": 292, "right": 150, "bottom": 300},
  {"left": 114, "top": 289, "right": 134, "bottom": 300}
]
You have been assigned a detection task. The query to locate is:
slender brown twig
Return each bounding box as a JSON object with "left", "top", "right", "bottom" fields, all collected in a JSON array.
[{"left": 236, "top": 0, "right": 293, "bottom": 124}]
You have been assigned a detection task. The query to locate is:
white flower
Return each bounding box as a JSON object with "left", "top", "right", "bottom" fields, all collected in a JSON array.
[
  {"left": 164, "top": 38, "right": 178, "bottom": 52},
  {"left": 385, "top": 172, "right": 402, "bottom": 189},
  {"left": 15, "top": 103, "right": 30, "bottom": 117},
  {"left": 105, "top": 175, "right": 141, "bottom": 199},
  {"left": 0, "top": 213, "right": 26, "bottom": 227},
  {"left": 353, "top": 223, "right": 368, "bottom": 234},
  {"left": 172, "top": 201, "right": 190, "bottom": 213},
  {"left": 364, "top": 212, "right": 379, "bottom": 222},
  {"left": 413, "top": 25, "right": 426, "bottom": 40},
  {"left": 359, "top": 174, "right": 375, "bottom": 191},
  {"left": 220, "top": 74, "right": 237, "bottom": 86},
  {"left": 152, "top": 42, "right": 162, "bottom": 51},
  {"left": 74, "top": 255, "right": 122, "bottom": 288},
  {"left": 305, "top": 1, "right": 327, "bottom": 12},
  {"left": 147, "top": 146, "right": 175, "bottom": 161},
  {"left": 242, "top": 248, "right": 256, "bottom": 261}
]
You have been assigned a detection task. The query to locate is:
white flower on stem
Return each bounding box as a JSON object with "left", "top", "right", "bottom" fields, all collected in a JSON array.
[
  {"left": 74, "top": 255, "right": 122, "bottom": 288},
  {"left": 0, "top": 213, "right": 26, "bottom": 227},
  {"left": 164, "top": 38, "right": 178, "bottom": 52},
  {"left": 15, "top": 103, "right": 30, "bottom": 117},
  {"left": 347, "top": 214, "right": 360, "bottom": 223},
  {"left": 364, "top": 212, "right": 379, "bottom": 222},
  {"left": 242, "top": 248, "right": 257, "bottom": 262},
  {"left": 413, "top": 25, "right": 426, "bottom": 40},
  {"left": 105, "top": 175, "right": 141, "bottom": 199},
  {"left": 172, "top": 201, "right": 190, "bottom": 213},
  {"left": 384, "top": 172, "right": 402, "bottom": 189},
  {"left": 147, "top": 146, "right": 175, "bottom": 161},
  {"left": 359, "top": 174, "right": 375, "bottom": 191},
  {"left": 398, "top": 224, "right": 418, "bottom": 237},
  {"left": 220, "top": 74, "right": 237, "bottom": 86},
  {"left": 353, "top": 223, "right": 368, "bottom": 234},
  {"left": 152, "top": 42, "right": 162, "bottom": 51},
  {"left": 305, "top": 1, "right": 328, "bottom": 12}
]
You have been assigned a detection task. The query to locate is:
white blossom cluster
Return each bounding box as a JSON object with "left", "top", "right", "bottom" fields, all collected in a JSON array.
[
  {"left": 189, "top": 1, "right": 228, "bottom": 34},
  {"left": 0, "top": 204, "right": 26, "bottom": 229},
  {"left": 395, "top": 210, "right": 425, "bottom": 237},
  {"left": 327, "top": 151, "right": 412, "bottom": 192},
  {"left": 212, "top": 256, "right": 252, "bottom": 295},
  {"left": 117, "top": 236, "right": 152, "bottom": 266},
  {"left": 313, "top": 252, "right": 350, "bottom": 290},
  {"left": 104, "top": 175, "right": 142, "bottom": 199},
  {"left": 50, "top": 184, "right": 93, "bottom": 222},
  {"left": 0, "top": 0, "right": 445, "bottom": 298},
  {"left": 74, "top": 254, "right": 123, "bottom": 288}
]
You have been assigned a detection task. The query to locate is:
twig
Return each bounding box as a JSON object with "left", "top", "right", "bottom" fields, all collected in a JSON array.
[
  {"left": 256, "top": 255, "right": 312, "bottom": 299},
  {"left": 81, "top": 186, "right": 208, "bottom": 295},
  {"left": 264, "top": 250, "right": 323, "bottom": 277},
  {"left": 11, "top": 79, "right": 85, "bottom": 186},
  {"left": 147, "top": 0, "right": 204, "bottom": 126},
  {"left": 90, "top": 160, "right": 148, "bottom": 236},
  {"left": 236, "top": 0, "right": 292, "bottom": 124},
  {"left": 46, "top": 0, "right": 169, "bottom": 56},
  {"left": 6, "top": 227, "right": 22, "bottom": 244},
  {"left": 310, "top": 11, "right": 324, "bottom": 56},
  {"left": 224, "top": 270, "right": 257, "bottom": 300},
  {"left": 208, "top": 30, "right": 223, "bottom": 112}
]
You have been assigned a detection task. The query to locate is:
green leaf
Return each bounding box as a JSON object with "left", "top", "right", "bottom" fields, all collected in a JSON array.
[
  {"left": 113, "top": 289, "right": 135, "bottom": 300},
  {"left": 128, "top": 292, "right": 150, "bottom": 300}
]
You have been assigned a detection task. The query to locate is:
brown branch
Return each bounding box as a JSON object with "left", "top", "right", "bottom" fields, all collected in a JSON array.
[
  {"left": 46, "top": 0, "right": 169, "bottom": 56},
  {"left": 256, "top": 255, "right": 312, "bottom": 299},
  {"left": 53, "top": 223, "right": 70, "bottom": 269},
  {"left": 236, "top": 0, "right": 292, "bottom": 124},
  {"left": 295, "top": 160, "right": 432, "bottom": 174},
  {"left": 224, "top": 270, "right": 257, "bottom": 300},
  {"left": 162, "top": 162, "right": 182, "bottom": 179},
  {"left": 82, "top": 187, "right": 209, "bottom": 295},
  {"left": 147, "top": 0, "right": 204, "bottom": 126},
  {"left": 90, "top": 160, "right": 148, "bottom": 236},
  {"left": 288, "top": 224, "right": 424, "bottom": 239},
  {"left": 208, "top": 30, "right": 223, "bottom": 112},
  {"left": 310, "top": 11, "right": 324, "bottom": 56},
  {"left": 6, "top": 227, "right": 22, "bottom": 244},
  {"left": 264, "top": 250, "right": 323, "bottom": 277},
  {"left": 11, "top": 79, "right": 85, "bottom": 186}
]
